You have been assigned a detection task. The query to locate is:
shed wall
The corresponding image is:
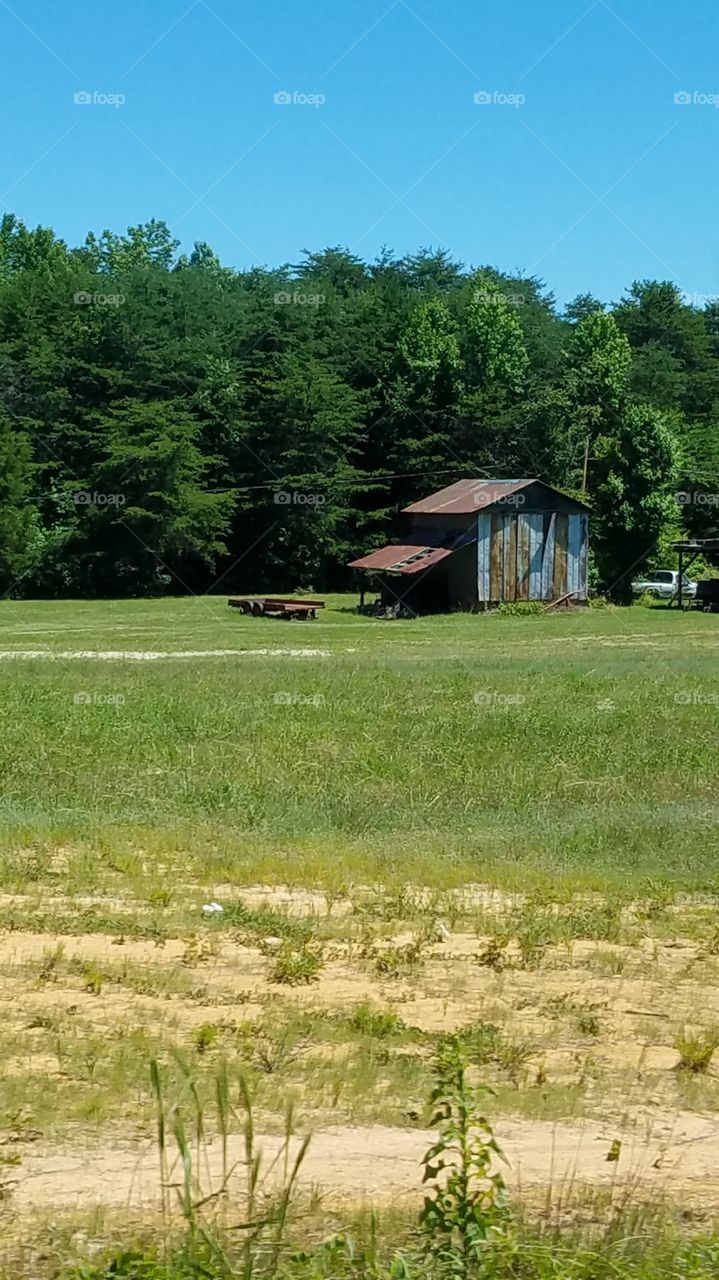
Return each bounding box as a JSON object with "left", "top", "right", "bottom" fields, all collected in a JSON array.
[{"left": 476, "top": 511, "right": 588, "bottom": 603}]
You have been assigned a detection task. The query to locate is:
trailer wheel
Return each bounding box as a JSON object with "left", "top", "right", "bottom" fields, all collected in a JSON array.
[{"left": 251, "top": 601, "right": 263, "bottom": 617}]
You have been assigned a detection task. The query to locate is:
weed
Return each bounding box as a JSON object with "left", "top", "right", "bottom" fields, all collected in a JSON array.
[
  {"left": 36, "top": 942, "right": 65, "bottom": 984},
  {"left": 191, "top": 1023, "right": 220, "bottom": 1055},
  {"left": 576, "top": 1012, "right": 601, "bottom": 1037},
  {"left": 147, "top": 886, "right": 174, "bottom": 908},
  {"left": 372, "top": 937, "right": 426, "bottom": 978},
  {"left": 493, "top": 1036, "right": 534, "bottom": 1085},
  {"left": 420, "top": 1036, "right": 513, "bottom": 1277},
  {"left": 270, "top": 941, "right": 323, "bottom": 986},
  {"left": 219, "top": 900, "right": 312, "bottom": 945},
  {"left": 347, "top": 1002, "right": 405, "bottom": 1038},
  {"left": 81, "top": 961, "right": 106, "bottom": 995},
  {"left": 182, "top": 934, "right": 220, "bottom": 966},
  {"left": 455, "top": 1021, "right": 504, "bottom": 1066},
  {"left": 587, "top": 948, "right": 627, "bottom": 976},
  {"left": 575, "top": 1013, "right": 598, "bottom": 1034},
  {"left": 476, "top": 937, "right": 508, "bottom": 971},
  {"left": 674, "top": 1027, "right": 719, "bottom": 1074},
  {"left": 495, "top": 600, "right": 544, "bottom": 617}
]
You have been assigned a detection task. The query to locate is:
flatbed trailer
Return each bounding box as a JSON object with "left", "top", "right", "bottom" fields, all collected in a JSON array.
[{"left": 228, "top": 597, "right": 325, "bottom": 620}]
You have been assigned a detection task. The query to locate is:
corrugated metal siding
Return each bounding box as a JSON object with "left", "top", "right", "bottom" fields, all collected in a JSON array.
[
  {"left": 477, "top": 513, "right": 491, "bottom": 602},
  {"left": 568, "top": 512, "right": 589, "bottom": 599},
  {"left": 475, "top": 509, "right": 589, "bottom": 603},
  {"left": 541, "top": 514, "right": 556, "bottom": 600},
  {"left": 490, "top": 514, "right": 503, "bottom": 600},
  {"left": 553, "top": 514, "right": 569, "bottom": 598},
  {"left": 516, "top": 515, "right": 530, "bottom": 599},
  {"left": 502, "top": 514, "right": 516, "bottom": 601},
  {"left": 527, "top": 515, "right": 544, "bottom": 599}
]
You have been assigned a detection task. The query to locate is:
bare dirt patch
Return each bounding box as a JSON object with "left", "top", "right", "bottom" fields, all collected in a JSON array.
[{"left": 12, "top": 1111, "right": 719, "bottom": 1212}]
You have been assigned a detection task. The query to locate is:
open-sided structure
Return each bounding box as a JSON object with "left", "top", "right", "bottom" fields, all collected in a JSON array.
[{"left": 349, "top": 478, "right": 590, "bottom": 612}]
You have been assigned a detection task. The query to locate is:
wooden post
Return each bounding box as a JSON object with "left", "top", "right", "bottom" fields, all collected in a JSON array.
[{"left": 677, "top": 548, "right": 683, "bottom": 611}]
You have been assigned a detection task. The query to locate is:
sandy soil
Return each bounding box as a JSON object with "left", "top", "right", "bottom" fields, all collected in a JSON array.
[{"left": 12, "top": 1112, "right": 719, "bottom": 1212}]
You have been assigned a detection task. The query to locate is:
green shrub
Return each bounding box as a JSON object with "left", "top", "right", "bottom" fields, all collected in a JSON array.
[
  {"left": 270, "top": 941, "right": 323, "bottom": 986},
  {"left": 495, "top": 600, "right": 545, "bottom": 617},
  {"left": 674, "top": 1027, "right": 719, "bottom": 1074}
]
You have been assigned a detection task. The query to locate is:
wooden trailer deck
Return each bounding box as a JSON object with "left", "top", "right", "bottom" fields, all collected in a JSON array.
[{"left": 228, "top": 597, "right": 325, "bottom": 620}]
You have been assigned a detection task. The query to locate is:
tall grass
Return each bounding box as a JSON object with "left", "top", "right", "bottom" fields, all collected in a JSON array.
[
  {"left": 67, "top": 1053, "right": 719, "bottom": 1280},
  {"left": 0, "top": 597, "right": 718, "bottom": 893}
]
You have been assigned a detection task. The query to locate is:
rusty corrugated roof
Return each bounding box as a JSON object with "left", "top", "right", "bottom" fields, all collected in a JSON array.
[
  {"left": 348, "top": 544, "right": 455, "bottom": 574},
  {"left": 403, "top": 479, "right": 534, "bottom": 514}
]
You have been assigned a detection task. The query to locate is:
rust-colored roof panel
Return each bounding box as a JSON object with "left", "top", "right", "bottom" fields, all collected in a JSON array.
[
  {"left": 403, "top": 479, "right": 533, "bottom": 514},
  {"left": 348, "top": 544, "right": 455, "bottom": 574}
]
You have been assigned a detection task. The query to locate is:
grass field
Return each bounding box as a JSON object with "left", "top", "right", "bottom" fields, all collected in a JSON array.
[
  {"left": 1, "top": 595, "right": 718, "bottom": 891},
  {"left": 1, "top": 596, "right": 719, "bottom": 1276}
]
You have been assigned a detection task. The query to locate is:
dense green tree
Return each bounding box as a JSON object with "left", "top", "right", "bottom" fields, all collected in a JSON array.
[
  {"left": 0, "top": 415, "right": 39, "bottom": 593},
  {"left": 0, "top": 212, "right": 715, "bottom": 599},
  {"left": 384, "top": 298, "right": 463, "bottom": 511},
  {"left": 591, "top": 403, "right": 680, "bottom": 600}
]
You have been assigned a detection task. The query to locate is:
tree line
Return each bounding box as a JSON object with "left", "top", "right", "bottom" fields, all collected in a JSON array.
[{"left": 0, "top": 212, "right": 717, "bottom": 600}]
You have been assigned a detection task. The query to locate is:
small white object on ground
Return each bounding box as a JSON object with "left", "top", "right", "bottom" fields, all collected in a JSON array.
[{"left": 201, "top": 902, "right": 224, "bottom": 916}]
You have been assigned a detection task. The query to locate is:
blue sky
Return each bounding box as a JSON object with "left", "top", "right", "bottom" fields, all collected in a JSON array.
[{"left": 2, "top": 0, "right": 717, "bottom": 304}]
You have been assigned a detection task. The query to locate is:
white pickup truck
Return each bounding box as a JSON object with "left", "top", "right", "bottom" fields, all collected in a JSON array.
[{"left": 631, "top": 569, "right": 696, "bottom": 600}]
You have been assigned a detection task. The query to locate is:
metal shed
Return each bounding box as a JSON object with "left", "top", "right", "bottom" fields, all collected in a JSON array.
[{"left": 349, "top": 479, "right": 590, "bottom": 612}]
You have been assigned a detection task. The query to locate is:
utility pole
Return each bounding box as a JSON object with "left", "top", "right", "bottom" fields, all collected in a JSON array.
[{"left": 581, "top": 434, "right": 590, "bottom": 494}]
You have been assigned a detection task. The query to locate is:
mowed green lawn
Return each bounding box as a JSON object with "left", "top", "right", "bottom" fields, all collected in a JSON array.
[{"left": 1, "top": 595, "right": 718, "bottom": 893}]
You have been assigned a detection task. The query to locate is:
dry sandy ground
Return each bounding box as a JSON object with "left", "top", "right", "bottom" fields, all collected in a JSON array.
[
  {"left": 2, "top": 884, "right": 719, "bottom": 1222},
  {"left": 12, "top": 1112, "right": 719, "bottom": 1212}
]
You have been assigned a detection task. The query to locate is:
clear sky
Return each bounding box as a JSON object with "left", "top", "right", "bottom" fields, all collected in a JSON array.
[{"left": 3, "top": 0, "right": 717, "bottom": 304}]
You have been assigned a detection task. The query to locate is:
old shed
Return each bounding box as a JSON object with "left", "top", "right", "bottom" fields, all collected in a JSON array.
[{"left": 349, "top": 479, "right": 590, "bottom": 612}]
